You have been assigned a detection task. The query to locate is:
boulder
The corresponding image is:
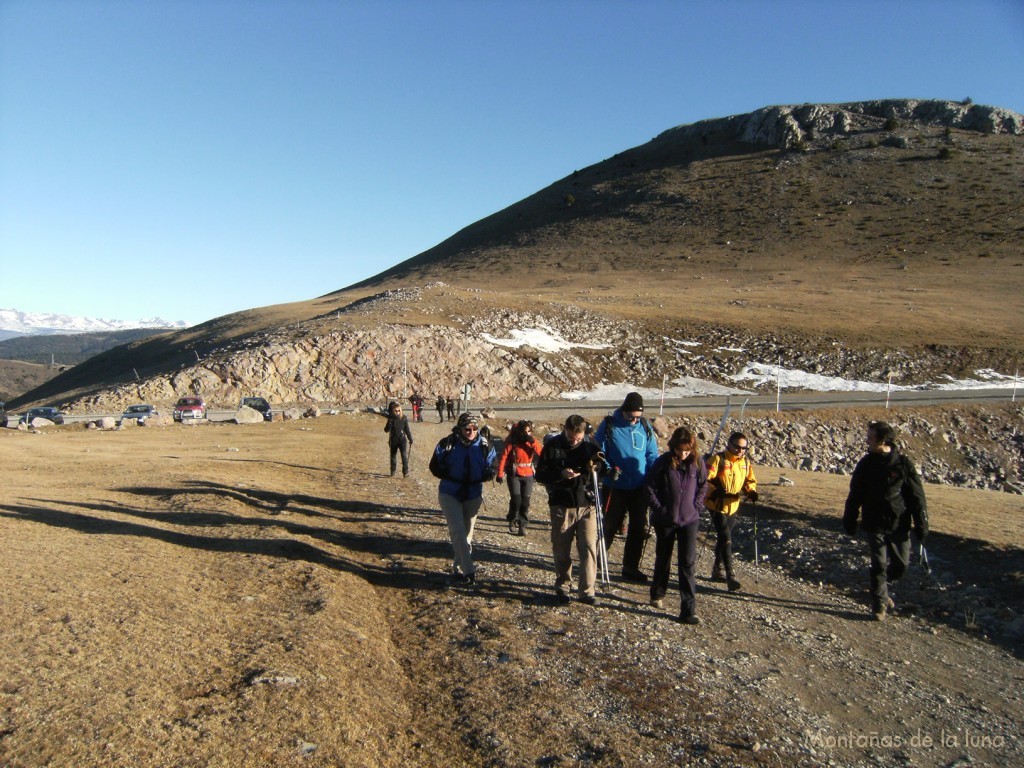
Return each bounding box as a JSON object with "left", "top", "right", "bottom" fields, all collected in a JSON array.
[
  {"left": 303, "top": 406, "right": 321, "bottom": 418},
  {"left": 234, "top": 406, "right": 265, "bottom": 425},
  {"left": 97, "top": 417, "right": 117, "bottom": 430},
  {"left": 283, "top": 408, "right": 304, "bottom": 421}
]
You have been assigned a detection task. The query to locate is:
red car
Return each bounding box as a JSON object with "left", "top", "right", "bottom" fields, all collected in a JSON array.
[{"left": 173, "top": 396, "right": 206, "bottom": 422}]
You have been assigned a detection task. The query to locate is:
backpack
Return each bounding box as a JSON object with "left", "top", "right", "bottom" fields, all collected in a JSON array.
[
  {"left": 429, "top": 433, "right": 493, "bottom": 479},
  {"left": 602, "top": 414, "right": 654, "bottom": 443}
]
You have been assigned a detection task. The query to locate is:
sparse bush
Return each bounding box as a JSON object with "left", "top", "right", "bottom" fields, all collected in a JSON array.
[
  {"left": 938, "top": 147, "right": 956, "bottom": 160},
  {"left": 564, "top": 194, "right": 576, "bottom": 207},
  {"left": 884, "top": 117, "right": 899, "bottom": 131}
]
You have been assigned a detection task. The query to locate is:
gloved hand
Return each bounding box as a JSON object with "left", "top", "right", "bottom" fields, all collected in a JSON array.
[
  {"left": 746, "top": 490, "right": 759, "bottom": 503},
  {"left": 914, "top": 525, "right": 927, "bottom": 541},
  {"left": 494, "top": 476, "right": 504, "bottom": 485},
  {"left": 611, "top": 466, "right": 622, "bottom": 482},
  {"left": 843, "top": 520, "right": 857, "bottom": 536}
]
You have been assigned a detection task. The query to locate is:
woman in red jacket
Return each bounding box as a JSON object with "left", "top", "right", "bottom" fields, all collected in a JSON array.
[{"left": 496, "top": 420, "right": 544, "bottom": 536}]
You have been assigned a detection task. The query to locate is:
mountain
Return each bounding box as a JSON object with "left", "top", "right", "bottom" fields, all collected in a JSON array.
[
  {"left": 0, "top": 308, "right": 188, "bottom": 340},
  {"left": 9, "top": 99, "right": 1024, "bottom": 412}
]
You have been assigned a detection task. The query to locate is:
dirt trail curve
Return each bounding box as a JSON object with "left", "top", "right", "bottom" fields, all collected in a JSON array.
[{"left": 0, "top": 412, "right": 1020, "bottom": 767}]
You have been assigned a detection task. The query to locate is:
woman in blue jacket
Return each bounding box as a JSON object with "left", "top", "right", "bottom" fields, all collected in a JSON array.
[
  {"left": 645, "top": 426, "right": 708, "bottom": 624},
  {"left": 429, "top": 412, "right": 496, "bottom": 584}
]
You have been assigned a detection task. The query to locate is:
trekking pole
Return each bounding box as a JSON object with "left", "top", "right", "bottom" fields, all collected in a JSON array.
[
  {"left": 751, "top": 498, "right": 760, "bottom": 584},
  {"left": 919, "top": 542, "right": 931, "bottom": 574},
  {"left": 705, "top": 396, "right": 732, "bottom": 461},
  {"left": 591, "top": 467, "right": 611, "bottom": 588}
]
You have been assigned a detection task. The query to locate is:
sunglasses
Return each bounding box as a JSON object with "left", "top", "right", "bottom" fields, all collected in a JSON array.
[
  {"left": 462, "top": 425, "right": 479, "bottom": 433},
  {"left": 730, "top": 443, "right": 749, "bottom": 451}
]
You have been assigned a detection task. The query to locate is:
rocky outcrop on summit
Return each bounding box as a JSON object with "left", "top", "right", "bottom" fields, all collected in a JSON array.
[{"left": 657, "top": 99, "right": 1024, "bottom": 150}]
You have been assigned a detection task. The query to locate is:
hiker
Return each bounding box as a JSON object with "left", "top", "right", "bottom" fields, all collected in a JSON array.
[
  {"left": 409, "top": 392, "right": 424, "bottom": 422},
  {"left": 495, "top": 420, "right": 544, "bottom": 536},
  {"left": 645, "top": 425, "right": 708, "bottom": 625},
  {"left": 383, "top": 401, "right": 413, "bottom": 478},
  {"left": 435, "top": 395, "right": 446, "bottom": 422},
  {"left": 446, "top": 396, "right": 456, "bottom": 421},
  {"left": 535, "top": 414, "right": 608, "bottom": 605},
  {"left": 705, "top": 431, "right": 758, "bottom": 593},
  {"left": 594, "top": 392, "right": 659, "bottom": 582},
  {"left": 843, "top": 420, "right": 928, "bottom": 621},
  {"left": 429, "top": 412, "right": 496, "bottom": 585}
]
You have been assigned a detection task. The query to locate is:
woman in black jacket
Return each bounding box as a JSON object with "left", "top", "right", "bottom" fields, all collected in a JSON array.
[{"left": 383, "top": 401, "right": 414, "bottom": 477}]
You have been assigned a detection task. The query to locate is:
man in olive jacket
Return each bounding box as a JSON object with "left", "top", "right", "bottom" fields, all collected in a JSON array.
[{"left": 843, "top": 421, "right": 929, "bottom": 621}]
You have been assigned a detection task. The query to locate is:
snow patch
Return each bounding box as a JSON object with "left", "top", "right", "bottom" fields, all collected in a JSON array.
[{"left": 482, "top": 325, "right": 610, "bottom": 353}]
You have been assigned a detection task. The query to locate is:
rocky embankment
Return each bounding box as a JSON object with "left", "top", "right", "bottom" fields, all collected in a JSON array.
[{"left": 628, "top": 405, "right": 1024, "bottom": 494}]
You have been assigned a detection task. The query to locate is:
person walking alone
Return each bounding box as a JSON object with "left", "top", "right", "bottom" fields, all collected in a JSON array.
[
  {"left": 646, "top": 426, "right": 708, "bottom": 624},
  {"left": 843, "top": 420, "right": 928, "bottom": 621},
  {"left": 429, "top": 412, "right": 496, "bottom": 585},
  {"left": 594, "top": 392, "right": 659, "bottom": 582},
  {"left": 495, "top": 420, "right": 544, "bottom": 536},
  {"left": 436, "top": 395, "right": 446, "bottom": 422},
  {"left": 705, "top": 432, "right": 757, "bottom": 593},
  {"left": 535, "top": 415, "right": 608, "bottom": 605},
  {"left": 383, "top": 401, "right": 413, "bottom": 478}
]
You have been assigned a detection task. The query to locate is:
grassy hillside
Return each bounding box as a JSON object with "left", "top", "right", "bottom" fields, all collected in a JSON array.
[{"left": 10, "top": 100, "right": 1024, "bottom": 409}]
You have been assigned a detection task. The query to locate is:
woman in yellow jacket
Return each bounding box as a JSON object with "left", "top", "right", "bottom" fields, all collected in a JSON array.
[{"left": 705, "top": 431, "right": 758, "bottom": 592}]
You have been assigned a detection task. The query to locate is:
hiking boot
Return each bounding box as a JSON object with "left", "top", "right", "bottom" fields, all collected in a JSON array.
[
  {"left": 580, "top": 594, "right": 598, "bottom": 606},
  {"left": 711, "top": 567, "right": 726, "bottom": 583},
  {"left": 873, "top": 607, "right": 887, "bottom": 622},
  {"left": 727, "top": 578, "right": 742, "bottom": 593},
  {"left": 679, "top": 614, "right": 702, "bottom": 626},
  {"left": 508, "top": 520, "right": 518, "bottom": 535},
  {"left": 650, "top": 597, "right": 665, "bottom": 610},
  {"left": 622, "top": 570, "right": 649, "bottom": 584}
]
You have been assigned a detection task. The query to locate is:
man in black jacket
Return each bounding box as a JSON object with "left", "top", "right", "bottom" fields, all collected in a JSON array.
[
  {"left": 843, "top": 421, "right": 929, "bottom": 621},
  {"left": 536, "top": 415, "right": 608, "bottom": 605}
]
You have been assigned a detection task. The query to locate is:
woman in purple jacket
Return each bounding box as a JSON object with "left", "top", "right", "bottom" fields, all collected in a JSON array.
[{"left": 645, "top": 426, "right": 708, "bottom": 624}]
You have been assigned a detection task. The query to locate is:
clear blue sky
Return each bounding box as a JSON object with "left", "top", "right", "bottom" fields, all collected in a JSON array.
[{"left": 2, "top": 0, "right": 1022, "bottom": 326}]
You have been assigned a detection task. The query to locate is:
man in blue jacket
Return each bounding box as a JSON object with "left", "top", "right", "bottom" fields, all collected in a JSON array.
[
  {"left": 429, "top": 412, "right": 497, "bottom": 585},
  {"left": 594, "top": 392, "right": 660, "bottom": 582}
]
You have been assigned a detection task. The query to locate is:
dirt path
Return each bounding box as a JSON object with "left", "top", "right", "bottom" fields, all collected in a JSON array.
[{"left": 0, "top": 413, "right": 1021, "bottom": 767}]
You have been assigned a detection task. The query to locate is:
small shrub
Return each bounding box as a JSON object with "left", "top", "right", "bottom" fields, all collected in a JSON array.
[
  {"left": 884, "top": 117, "right": 899, "bottom": 131},
  {"left": 938, "top": 147, "right": 956, "bottom": 160},
  {"left": 564, "top": 194, "right": 576, "bottom": 207}
]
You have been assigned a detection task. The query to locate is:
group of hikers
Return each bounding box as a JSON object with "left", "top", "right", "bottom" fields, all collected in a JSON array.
[
  {"left": 405, "top": 393, "right": 462, "bottom": 423},
  {"left": 385, "top": 392, "right": 929, "bottom": 624}
]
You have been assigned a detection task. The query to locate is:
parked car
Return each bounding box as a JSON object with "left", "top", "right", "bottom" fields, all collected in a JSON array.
[
  {"left": 172, "top": 396, "right": 206, "bottom": 422},
  {"left": 240, "top": 396, "right": 273, "bottom": 421},
  {"left": 20, "top": 406, "right": 65, "bottom": 425},
  {"left": 121, "top": 404, "right": 159, "bottom": 425}
]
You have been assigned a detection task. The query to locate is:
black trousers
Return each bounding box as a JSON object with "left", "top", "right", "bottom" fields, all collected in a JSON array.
[
  {"left": 506, "top": 475, "right": 535, "bottom": 522},
  {"left": 711, "top": 510, "right": 740, "bottom": 577},
  {"left": 650, "top": 522, "right": 699, "bottom": 618},
  {"left": 389, "top": 442, "right": 409, "bottom": 475},
  {"left": 866, "top": 528, "right": 911, "bottom": 611},
  {"left": 601, "top": 485, "right": 649, "bottom": 574}
]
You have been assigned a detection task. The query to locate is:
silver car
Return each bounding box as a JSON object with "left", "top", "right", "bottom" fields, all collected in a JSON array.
[{"left": 121, "top": 404, "right": 159, "bottom": 425}]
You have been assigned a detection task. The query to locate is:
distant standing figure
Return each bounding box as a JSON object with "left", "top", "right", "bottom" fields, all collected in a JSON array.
[
  {"left": 429, "top": 412, "right": 497, "bottom": 585},
  {"left": 409, "top": 392, "right": 424, "bottom": 422},
  {"left": 383, "top": 401, "right": 413, "bottom": 478},
  {"left": 436, "top": 395, "right": 446, "bottom": 422},
  {"left": 843, "top": 421, "right": 928, "bottom": 621},
  {"left": 646, "top": 426, "right": 708, "bottom": 624},
  {"left": 495, "top": 420, "right": 544, "bottom": 536},
  {"left": 446, "top": 396, "right": 456, "bottom": 420},
  {"left": 705, "top": 431, "right": 758, "bottom": 593}
]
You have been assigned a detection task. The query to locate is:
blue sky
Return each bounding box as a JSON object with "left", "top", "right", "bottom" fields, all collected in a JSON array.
[{"left": 2, "top": 0, "right": 1022, "bottom": 327}]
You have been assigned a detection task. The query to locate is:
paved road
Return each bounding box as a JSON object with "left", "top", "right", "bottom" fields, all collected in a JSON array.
[
  {"left": 10, "top": 387, "right": 1020, "bottom": 426},
  {"left": 487, "top": 387, "right": 1021, "bottom": 417}
]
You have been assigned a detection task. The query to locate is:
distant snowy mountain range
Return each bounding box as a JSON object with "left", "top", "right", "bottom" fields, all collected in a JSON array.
[{"left": 0, "top": 308, "right": 189, "bottom": 340}]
